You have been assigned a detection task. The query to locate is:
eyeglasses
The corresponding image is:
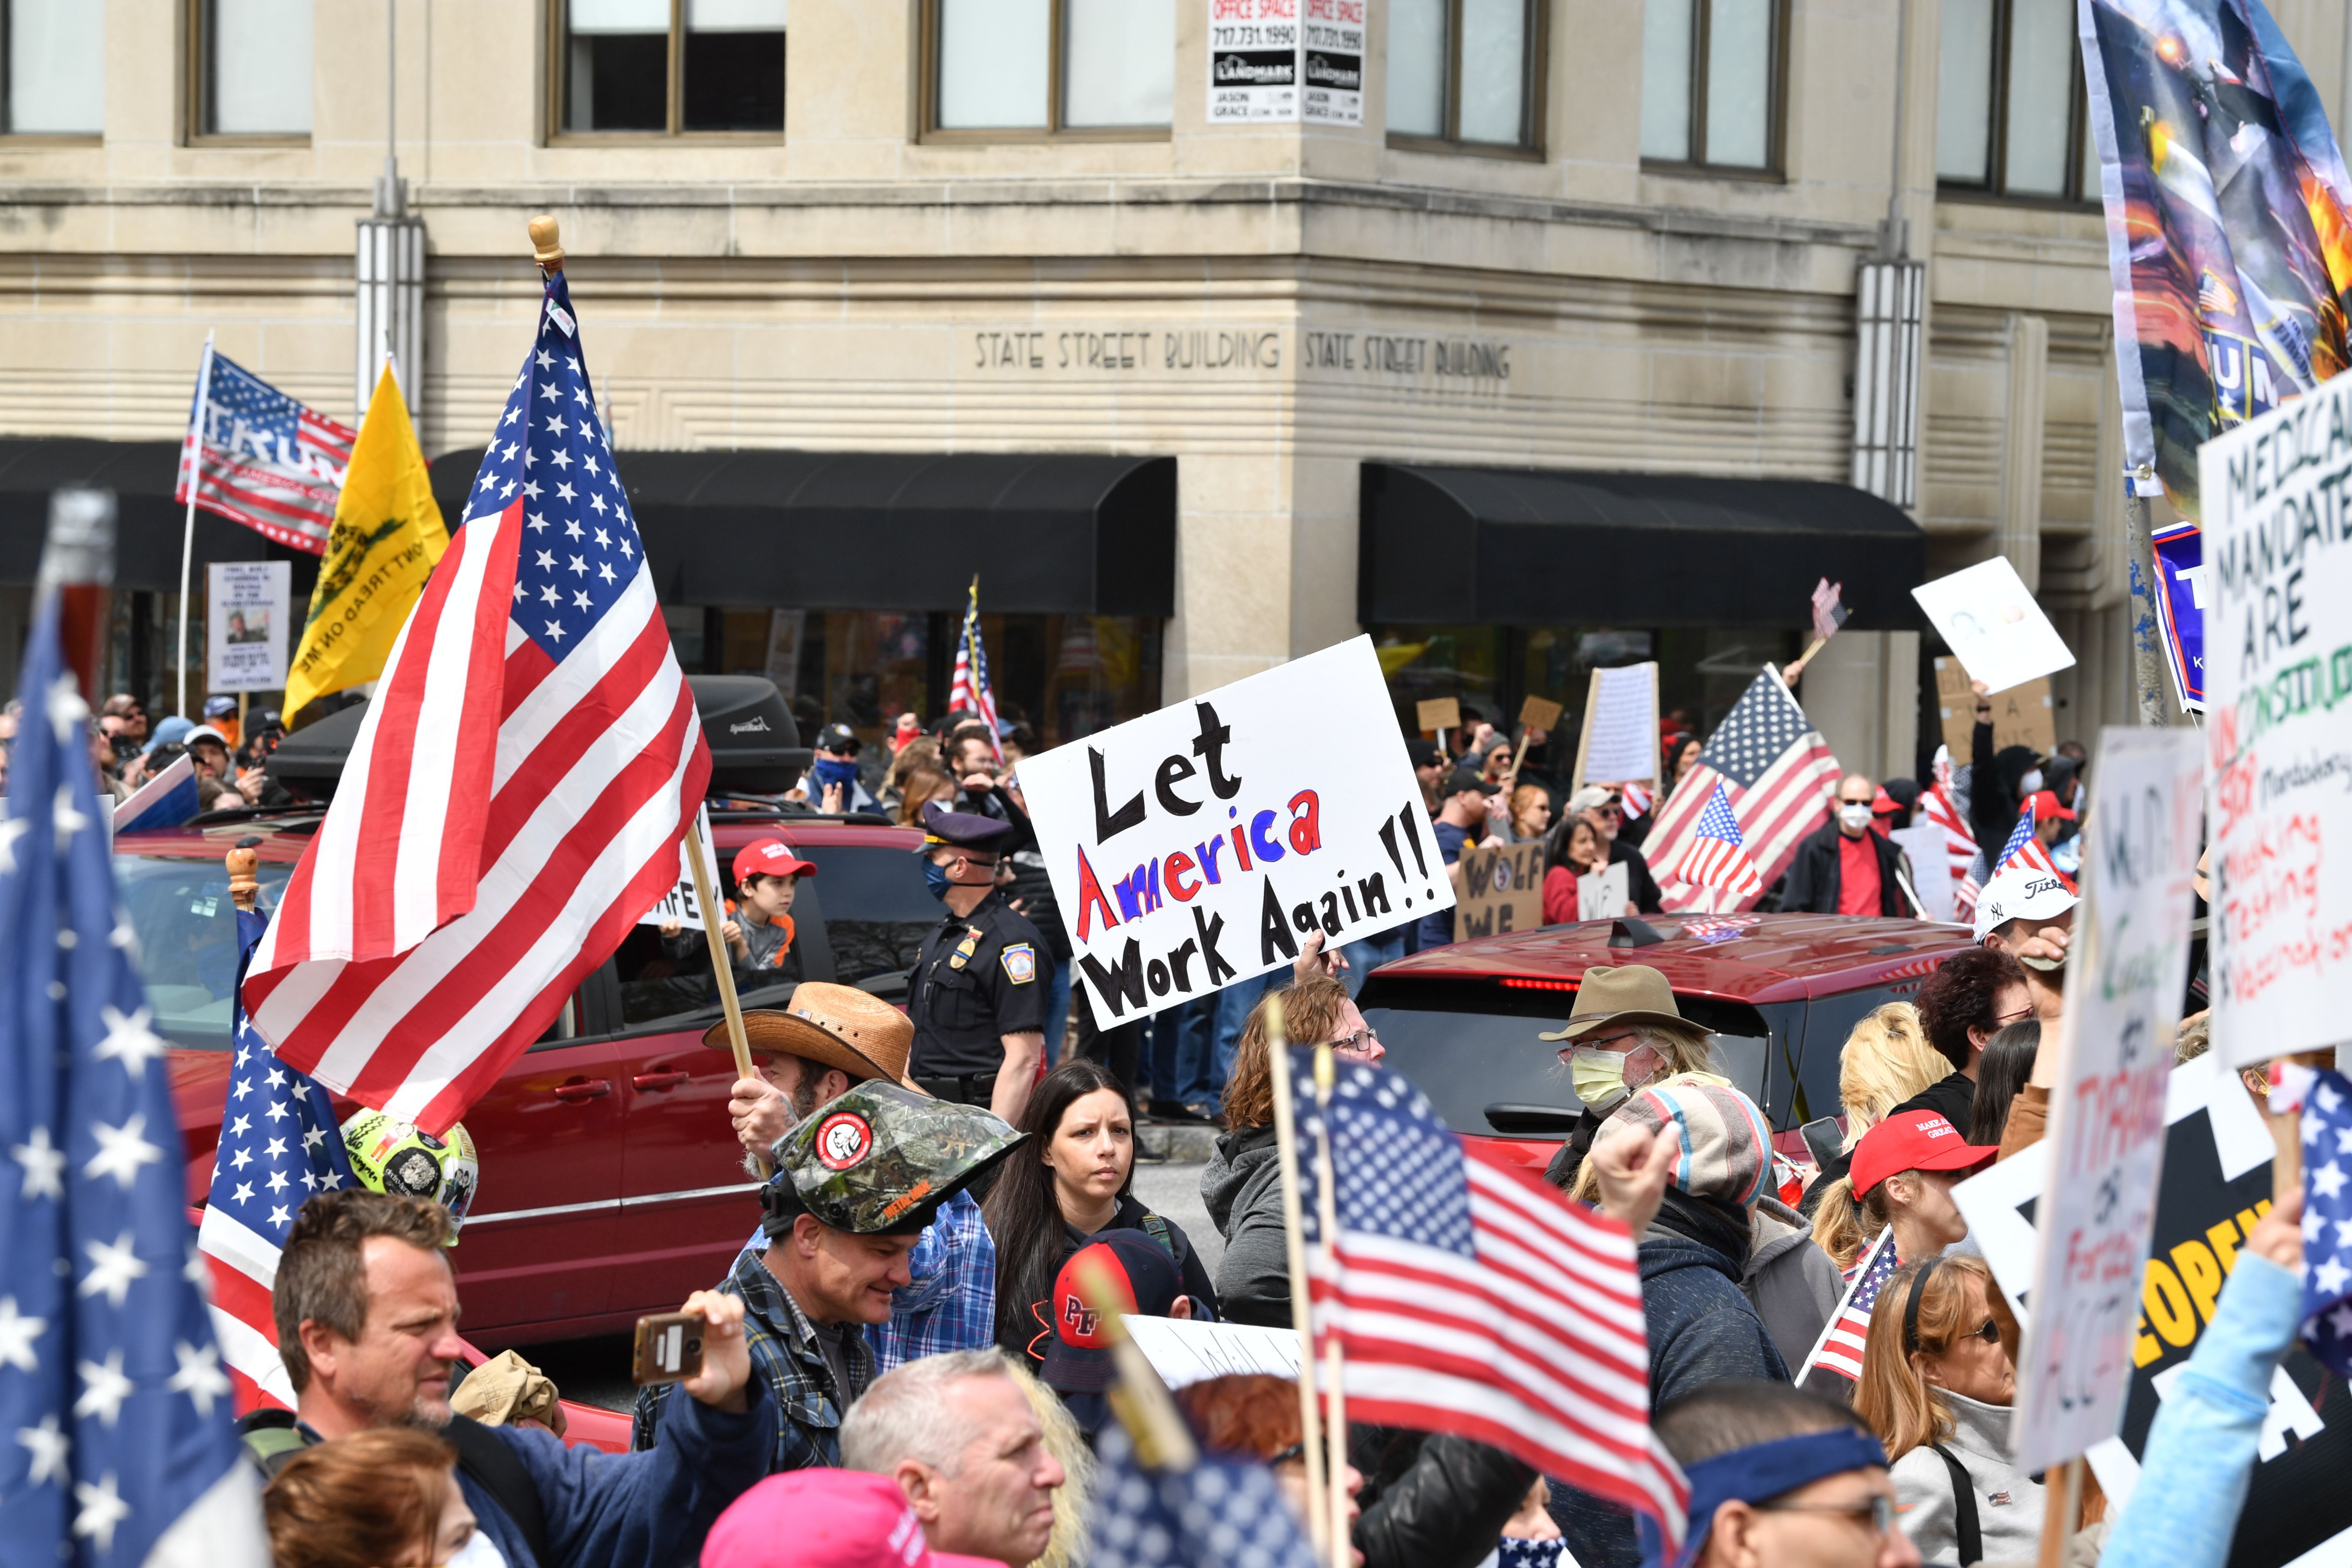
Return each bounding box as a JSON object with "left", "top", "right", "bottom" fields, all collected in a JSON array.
[
  {"left": 1963, "top": 1317, "right": 2001, "bottom": 1345},
  {"left": 1328, "top": 1028, "right": 1380, "bottom": 1058},
  {"left": 1992, "top": 1003, "right": 2035, "bottom": 1027},
  {"left": 1758, "top": 1495, "right": 1897, "bottom": 1537}
]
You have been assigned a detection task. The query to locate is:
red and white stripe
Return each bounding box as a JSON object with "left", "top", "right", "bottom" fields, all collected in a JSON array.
[
  {"left": 1643, "top": 760, "right": 1840, "bottom": 915},
  {"left": 1670, "top": 833, "right": 1764, "bottom": 901},
  {"left": 176, "top": 412, "right": 355, "bottom": 556},
  {"left": 1311, "top": 1141, "right": 1689, "bottom": 1542},
  {"left": 1619, "top": 780, "right": 1652, "bottom": 820},
  {"left": 241, "top": 497, "right": 710, "bottom": 1131},
  {"left": 1918, "top": 782, "right": 1982, "bottom": 919},
  {"left": 198, "top": 1206, "right": 298, "bottom": 1412}
]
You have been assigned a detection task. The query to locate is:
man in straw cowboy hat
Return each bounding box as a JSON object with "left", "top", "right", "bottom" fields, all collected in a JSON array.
[
  {"left": 1534, "top": 964, "right": 1733, "bottom": 1193},
  {"left": 716, "top": 985, "right": 1014, "bottom": 1377},
  {"left": 640, "top": 1067, "right": 1027, "bottom": 1476}
]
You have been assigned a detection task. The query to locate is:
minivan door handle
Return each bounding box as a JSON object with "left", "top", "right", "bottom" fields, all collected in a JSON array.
[
  {"left": 553, "top": 1078, "right": 612, "bottom": 1102},
  {"left": 631, "top": 1070, "right": 692, "bottom": 1092}
]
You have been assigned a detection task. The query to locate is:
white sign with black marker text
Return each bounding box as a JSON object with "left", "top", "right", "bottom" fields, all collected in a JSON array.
[
  {"left": 638, "top": 806, "right": 725, "bottom": 929},
  {"left": 1018, "top": 636, "right": 1448, "bottom": 1026}
]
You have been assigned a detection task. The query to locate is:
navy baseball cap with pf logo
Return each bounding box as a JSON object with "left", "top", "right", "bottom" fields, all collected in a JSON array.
[{"left": 1040, "top": 1229, "right": 1184, "bottom": 1393}]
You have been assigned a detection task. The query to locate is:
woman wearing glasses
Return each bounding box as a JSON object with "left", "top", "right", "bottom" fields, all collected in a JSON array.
[{"left": 1853, "top": 1255, "right": 2042, "bottom": 1567}]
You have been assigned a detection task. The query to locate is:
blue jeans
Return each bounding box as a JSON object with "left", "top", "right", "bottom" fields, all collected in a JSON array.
[
  {"left": 1042, "top": 958, "right": 1073, "bottom": 1067},
  {"left": 1211, "top": 969, "right": 1287, "bottom": 1093},
  {"left": 1153, "top": 996, "right": 1219, "bottom": 1107}
]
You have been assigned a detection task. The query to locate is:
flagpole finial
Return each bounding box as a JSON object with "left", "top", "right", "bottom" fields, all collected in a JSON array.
[
  {"left": 226, "top": 838, "right": 261, "bottom": 911},
  {"left": 529, "top": 215, "right": 564, "bottom": 274}
]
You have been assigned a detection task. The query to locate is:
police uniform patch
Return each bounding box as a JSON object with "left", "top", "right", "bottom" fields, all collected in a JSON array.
[
  {"left": 1001, "top": 942, "right": 1037, "bottom": 984},
  {"left": 814, "top": 1111, "right": 873, "bottom": 1171}
]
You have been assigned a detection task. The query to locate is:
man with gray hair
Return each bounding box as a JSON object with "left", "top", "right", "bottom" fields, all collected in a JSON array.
[
  {"left": 1568, "top": 784, "right": 1665, "bottom": 913},
  {"left": 843, "top": 1349, "right": 1068, "bottom": 1568}
]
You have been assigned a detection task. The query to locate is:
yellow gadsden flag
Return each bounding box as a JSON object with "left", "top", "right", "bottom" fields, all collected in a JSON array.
[{"left": 283, "top": 363, "right": 449, "bottom": 724}]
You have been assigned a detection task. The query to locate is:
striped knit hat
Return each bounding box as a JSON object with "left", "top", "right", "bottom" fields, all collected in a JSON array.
[{"left": 1593, "top": 1078, "right": 1774, "bottom": 1207}]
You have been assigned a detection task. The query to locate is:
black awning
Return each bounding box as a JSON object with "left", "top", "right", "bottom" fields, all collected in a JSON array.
[
  {"left": 430, "top": 448, "right": 1176, "bottom": 616},
  {"left": 1359, "top": 464, "right": 1927, "bottom": 629},
  {"left": 0, "top": 438, "right": 323, "bottom": 593}
]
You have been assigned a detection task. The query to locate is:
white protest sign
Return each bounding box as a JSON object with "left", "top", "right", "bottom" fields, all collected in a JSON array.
[
  {"left": 1579, "top": 664, "right": 1660, "bottom": 785},
  {"left": 1577, "top": 860, "right": 1628, "bottom": 922},
  {"left": 638, "top": 807, "right": 724, "bottom": 928},
  {"left": 1121, "top": 1316, "right": 1301, "bottom": 1388},
  {"left": 2199, "top": 382, "right": 2352, "bottom": 1068},
  {"left": 2009, "top": 727, "right": 2203, "bottom": 1474},
  {"left": 1018, "top": 636, "right": 1447, "bottom": 1026},
  {"left": 1891, "top": 823, "right": 1957, "bottom": 923},
  {"left": 206, "top": 561, "right": 290, "bottom": 691},
  {"left": 1910, "top": 557, "right": 2076, "bottom": 694}
]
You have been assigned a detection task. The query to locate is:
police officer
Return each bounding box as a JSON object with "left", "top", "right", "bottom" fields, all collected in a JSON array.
[{"left": 906, "top": 805, "right": 1048, "bottom": 1123}]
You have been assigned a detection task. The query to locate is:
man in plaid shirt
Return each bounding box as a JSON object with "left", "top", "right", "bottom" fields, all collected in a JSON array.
[{"left": 634, "top": 1079, "right": 1024, "bottom": 1473}]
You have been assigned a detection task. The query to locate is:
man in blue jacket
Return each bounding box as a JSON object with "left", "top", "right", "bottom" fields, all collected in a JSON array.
[{"left": 254, "top": 1190, "right": 778, "bottom": 1568}]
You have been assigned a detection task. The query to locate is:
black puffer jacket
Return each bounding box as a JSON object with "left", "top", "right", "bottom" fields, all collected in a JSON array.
[{"left": 1352, "top": 1426, "right": 1538, "bottom": 1568}]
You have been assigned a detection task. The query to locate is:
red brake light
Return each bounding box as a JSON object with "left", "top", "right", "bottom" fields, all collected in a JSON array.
[{"left": 1499, "top": 976, "right": 1579, "bottom": 992}]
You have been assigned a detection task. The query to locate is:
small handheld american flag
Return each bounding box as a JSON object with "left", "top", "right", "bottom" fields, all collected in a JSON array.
[
  {"left": 1291, "top": 1051, "right": 1688, "bottom": 1544},
  {"left": 1810, "top": 578, "right": 1849, "bottom": 644},
  {"left": 2275, "top": 1067, "right": 2352, "bottom": 1374},
  {"left": 1664, "top": 783, "right": 1764, "bottom": 901},
  {"left": 176, "top": 339, "right": 356, "bottom": 555},
  {"left": 947, "top": 577, "right": 1002, "bottom": 762},
  {"left": 1994, "top": 804, "right": 2065, "bottom": 884},
  {"left": 1086, "top": 1420, "right": 1319, "bottom": 1568},
  {"left": 1639, "top": 670, "right": 1840, "bottom": 916},
  {"left": 1796, "top": 1227, "right": 1900, "bottom": 1391}
]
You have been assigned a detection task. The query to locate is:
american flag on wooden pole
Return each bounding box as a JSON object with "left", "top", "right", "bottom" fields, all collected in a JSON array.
[
  {"left": 241, "top": 235, "right": 711, "bottom": 1133},
  {"left": 1641, "top": 669, "right": 1840, "bottom": 914},
  {"left": 1918, "top": 779, "right": 1981, "bottom": 920},
  {"left": 1796, "top": 1227, "right": 1900, "bottom": 1393},
  {"left": 1293, "top": 1052, "right": 1688, "bottom": 1546},
  {"left": 947, "top": 576, "right": 1002, "bottom": 762},
  {"left": 1994, "top": 803, "right": 2066, "bottom": 884},
  {"left": 1661, "top": 782, "right": 1764, "bottom": 901}
]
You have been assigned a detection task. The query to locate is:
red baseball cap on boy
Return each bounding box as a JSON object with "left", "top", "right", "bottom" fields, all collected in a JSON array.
[
  {"left": 702, "top": 1469, "right": 1001, "bottom": 1568},
  {"left": 1850, "top": 1108, "right": 1998, "bottom": 1198},
  {"left": 735, "top": 838, "right": 817, "bottom": 883}
]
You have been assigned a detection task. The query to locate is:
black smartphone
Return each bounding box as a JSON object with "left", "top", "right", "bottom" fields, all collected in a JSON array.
[{"left": 1799, "top": 1115, "right": 1844, "bottom": 1171}]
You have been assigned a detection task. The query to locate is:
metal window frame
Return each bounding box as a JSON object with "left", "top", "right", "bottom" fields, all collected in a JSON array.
[
  {"left": 1384, "top": 0, "right": 1547, "bottom": 160},
  {"left": 186, "top": 0, "right": 313, "bottom": 146},
  {"left": 1851, "top": 257, "right": 1926, "bottom": 509},
  {"left": 0, "top": 2, "right": 103, "bottom": 141},
  {"left": 545, "top": 0, "right": 787, "bottom": 144},
  {"left": 1935, "top": 0, "right": 2097, "bottom": 207},
  {"left": 918, "top": 0, "right": 1171, "bottom": 144},
  {"left": 1636, "top": 0, "right": 1790, "bottom": 180}
]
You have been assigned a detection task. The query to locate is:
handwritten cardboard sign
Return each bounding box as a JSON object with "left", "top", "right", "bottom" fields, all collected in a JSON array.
[
  {"left": 1454, "top": 838, "right": 1546, "bottom": 943},
  {"left": 1933, "top": 657, "right": 2057, "bottom": 758},
  {"left": 2008, "top": 727, "right": 2203, "bottom": 1473},
  {"left": 1020, "top": 637, "right": 1450, "bottom": 1026},
  {"left": 1415, "top": 697, "right": 1461, "bottom": 735},
  {"left": 2199, "top": 382, "right": 2352, "bottom": 1067},
  {"left": 1518, "top": 695, "right": 1563, "bottom": 733},
  {"left": 1912, "top": 557, "right": 2077, "bottom": 694},
  {"left": 1577, "top": 860, "right": 1629, "bottom": 921}
]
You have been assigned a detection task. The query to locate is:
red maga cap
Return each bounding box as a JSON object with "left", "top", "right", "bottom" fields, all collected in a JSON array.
[
  {"left": 2025, "top": 789, "right": 2077, "bottom": 824},
  {"left": 1850, "top": 1108, "right": 1998, "bottom": 1198},
  {"left": 735, "top": 838, "right": 817, "bottom": 882}
]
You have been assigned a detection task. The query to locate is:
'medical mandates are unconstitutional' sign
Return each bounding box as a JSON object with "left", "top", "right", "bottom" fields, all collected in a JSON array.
[
  {"left": 2197, "top": 375, "right": 2352, "bottom": 1068},
  {"left": 1019, "top": 636, "right": 1448, "bottom": 1026}
]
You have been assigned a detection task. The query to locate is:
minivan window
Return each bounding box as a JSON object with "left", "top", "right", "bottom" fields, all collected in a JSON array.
[
  {"left": 117, "top": 855, "right": 295, "bottom": 1050},
  {"left": 796, "top": 843, "right": 940, "bottom": 984}
]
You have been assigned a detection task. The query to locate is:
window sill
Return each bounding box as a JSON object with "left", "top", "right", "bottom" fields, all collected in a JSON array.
[
  {"left": 917, "top": 126, "right": 1171, "bottom": 145},
  {"left": 1933, "top": 183, "right": 2099, "bottom": 215},
  {"left": 1639, "top": 158, "right": 1785, "bottom": 185},
  {"left": 0, "top": 134, "right": 103, "bottom": 147},
  {"left": 545, "top": 131, "right": 786, "bottom": 147},
  {"left": 1386, "top": 133, "right": 1544, "bottom": 163},
  {"left": 185, "top": 134, "right": 313, "bottom": 148}
]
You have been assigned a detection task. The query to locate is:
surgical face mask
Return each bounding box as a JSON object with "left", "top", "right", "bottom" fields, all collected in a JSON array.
[
  {"left": 2019, "top": 768, "right": 2044, "bottom": 795},
  {"left": 1838, "top": 803, "right": 1873, "bottom": 834},
  {"left": 1569, "top": 1047, "right": 1634, "bottom": 1112},
  {"left": 922, "top": 858, "right": 953, "bottom": 899}
]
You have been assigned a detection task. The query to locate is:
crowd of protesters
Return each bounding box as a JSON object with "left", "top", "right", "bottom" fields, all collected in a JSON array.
[{"left": 233, "top": 683, "right": 2300, "bottom": 1568}]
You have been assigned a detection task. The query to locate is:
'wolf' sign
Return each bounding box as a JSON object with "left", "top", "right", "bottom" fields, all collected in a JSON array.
[{"left": 1018, "top": 637, "right": 1448, "bottom": 1026}]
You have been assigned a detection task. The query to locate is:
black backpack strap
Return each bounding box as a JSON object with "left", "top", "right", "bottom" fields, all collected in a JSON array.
[
  {"left": 1927, "top": 1444, "right": 1982, "bottom": 1568},
  {"left": 444, "top": 1414, "right": 552, "bottom": 1568},
  {"left": 237, "top": 1407, "right": 309, "bottom": 1478}
]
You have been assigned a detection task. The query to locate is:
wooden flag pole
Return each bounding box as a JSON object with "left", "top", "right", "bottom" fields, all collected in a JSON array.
[
  {"left": 2035, "top": 1456, "right": 2083, "bottom": 1568},
  {"left": 682, "top": 811, "right": 770, "bottom": 1179},
  {"left": 1265, "top": 994, "right": 1331, "bottom": 1557},
  {"left": 1310, "top": 1039, "right": 1351, "bottom": 1568},
  {"left": 1072, "top": 1252, "right": 1202, "bottom": 1472}
]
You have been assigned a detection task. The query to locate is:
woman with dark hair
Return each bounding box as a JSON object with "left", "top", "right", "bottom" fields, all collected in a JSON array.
[
  {"left": 983, "top": 1057, "right": 1217, "bottom": 1369},
  {"left": 1661, "top": 735, "right": 1701, "bottom": 798},
  {"left": 1539, "top": 817, "right": 1618, "bottom": 924},
  {"left": 1966, "top": 1020, "right": 2039, "bottom": 1147}
]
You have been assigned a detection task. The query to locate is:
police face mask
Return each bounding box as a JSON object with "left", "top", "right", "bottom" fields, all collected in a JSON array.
[{"left": 923, "top": 858, "right": 953, "bottom": 900}]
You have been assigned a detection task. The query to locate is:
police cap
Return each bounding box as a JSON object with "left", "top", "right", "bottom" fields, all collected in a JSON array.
[{"left": 918, "top": 803, "right": 1018, "bottom": 857}]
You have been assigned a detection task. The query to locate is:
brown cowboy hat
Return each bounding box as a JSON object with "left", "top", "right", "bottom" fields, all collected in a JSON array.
[
  {"left": 1535, "top": 964, "right": 1690, "bottom": 1043},
  {"left": 703, "top": 983, "right": 917, "bottom": 1089}
]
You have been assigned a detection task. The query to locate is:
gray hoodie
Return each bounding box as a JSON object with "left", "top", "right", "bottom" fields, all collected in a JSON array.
[
  {"left": 1889, "top": 1392, "right": 2044, "bottom": 1567},
  {"left": 1200, "top": 1123, "right": 1293, "bottom": 1327},
  {"left": 1741, "top": 1195, "right": 1843, "bottom": 1369}
]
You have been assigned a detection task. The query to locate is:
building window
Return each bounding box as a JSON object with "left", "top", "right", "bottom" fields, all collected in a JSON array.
[
  {"left": 1936, "top": 0, "right": 2098, "bottom": 201},
  {"left": 195, "top": 0, "right": 312, "bottom": 138},
  {"left": 1639, "top": 0, "right": 1782, "bottom": 171},
  {"left": 926, "top": 0, "right": 1173, "bottom": 136},
  {"left": 3, "top": 0, "right": 103, "bottom": 135},
  {"left": 557, "top": 0, "right": 787, "bottom": 136},
  {"left": 1386, "top": 0, "right": 1542, "bottom": 151}
]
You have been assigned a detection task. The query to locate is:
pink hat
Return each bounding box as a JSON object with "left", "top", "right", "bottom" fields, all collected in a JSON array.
[{"left": 702, "top": 1470, "right": 1004, "bottom": 1568}]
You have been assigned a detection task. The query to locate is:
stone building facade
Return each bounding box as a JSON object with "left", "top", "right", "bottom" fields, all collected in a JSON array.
[{"left": 2, "top": 0, "right": 2332, "bottom": 768}]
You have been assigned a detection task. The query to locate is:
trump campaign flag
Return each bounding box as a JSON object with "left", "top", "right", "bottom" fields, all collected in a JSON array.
[
  {"left": 1292, "top": 1053, "right": 1688, "bottom": 1546},
  {"left": 0, "top": 596, "right": 263, "bottom": 1565},
  {"left": 241, "top": 267, "right": 711, "bottom": 1132},
  {"left": 176, "top": 338, "right": 355, "bottom": 555}
]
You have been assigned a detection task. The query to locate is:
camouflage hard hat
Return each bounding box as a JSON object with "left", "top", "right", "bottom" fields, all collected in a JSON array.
[{"left": 762, "top": 1080, "right": 1026, "bottom": 1237}]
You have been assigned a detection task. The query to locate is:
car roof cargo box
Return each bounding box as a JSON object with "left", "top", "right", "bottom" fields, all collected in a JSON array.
[
  {"left": 265, "top": 676, "right": 809, "bottom": 802},
  {"left": 692, "top": 675, "right": 807, "bottom": 795}
]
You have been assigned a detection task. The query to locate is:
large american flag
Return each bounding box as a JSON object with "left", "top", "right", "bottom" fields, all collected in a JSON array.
[
  {"left": 242, "top": 273, "right": 712, "bottom": 1132},
  {"left": 175, "top": 341, "right": 356, "bottom": 555},
  {"left": 1796, "top": 1227, "right": 1899, "bottom": 1391},
  {"left": 1661, "top": 782, "right": 1763, "bottom": 901},
  {"left": 1641, "top": 670, "right": 1839, "bottom": 915},
  {"left": 197, "top": 902, "right": 357, "bottom": 1414},
  {"left": 946, "top": 577, "right": 1002, "bottom": 762},
  {"left": 1294, "top": 1053, "right": 1688, "bottom": 1545},
  {"left": 0, "top": 597, "right": 264, "bottom": 1565}
]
